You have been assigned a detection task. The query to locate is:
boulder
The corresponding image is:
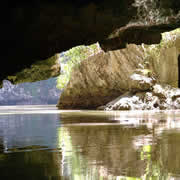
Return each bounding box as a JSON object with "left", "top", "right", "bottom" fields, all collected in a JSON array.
[
  {"left": 101, "top": 84, "right": 180, "bottom": 110},
  {"left": 58, "top": 44, "right": 146, "bottom": 109},
  {"left": 130, "top": 73, "right": 155, "bottom": 91}
]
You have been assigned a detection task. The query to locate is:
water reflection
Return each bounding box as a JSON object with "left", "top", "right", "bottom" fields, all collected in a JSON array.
[
  {"left": 59, "top": 110, "right": 180, "bottom": 180},
  {"left": 1, "top": 106, "right": 180, "bottom": 179},
  {"left": 0, "top": 107, "right": 62, "bottom": 179}
]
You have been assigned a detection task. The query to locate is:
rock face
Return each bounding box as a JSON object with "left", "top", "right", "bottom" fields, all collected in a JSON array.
[
  {"left": 58, "top": 30, "right": 180, "bottom": 110},
  {"left": 58, "top": 44, "right": 147, "bottom": 109},
  {"left": 0, "top": 0, "right": 180, "bottom": 84},
  {"left": 102, "top": 84, "right": 180, "bottom": 110},
  {"left": 149, "top": 37, "right": 180, "bottom": 87},
  {"left": 0, "top": 79, "right": 61, "bottom": 105}
]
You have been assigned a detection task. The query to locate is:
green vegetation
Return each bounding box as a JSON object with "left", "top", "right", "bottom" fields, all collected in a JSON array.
[
  {"left": 143, "top": 27, "right": 180, "bottom": 66},
  {"left": 56, "top": 43, "right": 101, "bottom": 89},
  {"left": 7, "top": 54, "right": 59, "bottom": 84}
]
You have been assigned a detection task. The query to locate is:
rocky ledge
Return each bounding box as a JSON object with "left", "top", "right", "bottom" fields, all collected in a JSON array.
[{"left": 98, "top": 84, "right": 180, "bottom": 110}]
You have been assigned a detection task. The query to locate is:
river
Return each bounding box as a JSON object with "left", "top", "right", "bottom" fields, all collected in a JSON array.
[{"left": 0, "top": 105, "right": 180, "bottom": 179}]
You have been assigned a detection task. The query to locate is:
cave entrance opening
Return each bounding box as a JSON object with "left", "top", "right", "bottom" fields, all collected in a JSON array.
[{"left": 178, "top": 54, "right": 180, "bottom": 88}]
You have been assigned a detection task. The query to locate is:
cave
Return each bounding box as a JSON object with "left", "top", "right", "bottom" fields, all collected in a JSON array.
[
  {"left": 178, "top": 55, "right": 180, "bottom": 88},
  {"left": 1, "top": 2, "right": 180, "bottom": 178},
  {"left": 0, "top": 0, "right": 180, "bottom": 86}
]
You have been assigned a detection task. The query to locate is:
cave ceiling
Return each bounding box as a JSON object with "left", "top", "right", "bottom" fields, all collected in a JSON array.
[{"left": 0, "top": 0, "right": 180, "bottom": 84}]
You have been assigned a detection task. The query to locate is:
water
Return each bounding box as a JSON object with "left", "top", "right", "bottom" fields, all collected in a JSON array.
[{"left": 1, "top": 106, "right": 180, "bottom": 179}]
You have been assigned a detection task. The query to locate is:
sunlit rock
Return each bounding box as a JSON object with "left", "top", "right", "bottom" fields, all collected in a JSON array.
[
  {"left": 58, "top": 29, "right": 180, "bottom": 110},
  {"left": 103, "top": 84, "right": 180, "bottom": 110},
  {"left": 130, "top": 73, "right": 155, "bottom": 91},
  {"left": 58, "top": 44, "right": 146, "bottom": 109},
  {"left": 104, "top": 92, "right": 144, "bottom": 111}
]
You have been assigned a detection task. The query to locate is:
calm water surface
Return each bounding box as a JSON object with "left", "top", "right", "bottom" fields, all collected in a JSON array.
[{"left": 0, "top": 105, "right": 180, "bottom": 180}]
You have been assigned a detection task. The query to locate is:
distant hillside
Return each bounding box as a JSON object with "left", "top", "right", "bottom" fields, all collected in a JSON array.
[{"left": 0, "top": 78, "right": 61, "bottom": 105}]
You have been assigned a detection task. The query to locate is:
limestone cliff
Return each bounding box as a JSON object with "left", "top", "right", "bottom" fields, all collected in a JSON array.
[
  {"left": 58, "top": 29, "right": 180, "bottom": 110},
  {"left": 58, "top": 44, "right": 147, "bottom": 109},
  {"left": 0, "top": 79, "right": 61, "bottom": 105}
]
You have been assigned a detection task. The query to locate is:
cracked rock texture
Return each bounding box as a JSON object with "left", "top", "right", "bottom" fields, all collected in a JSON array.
[
  {"left": 58, "top": 32, "right": 180, "bottom": 109},
  {"left": 102, "top": 84, "right": 180, "bottom": 110},
  {"left": 58, "top": 44, "right": 147, "bottom": 109}
]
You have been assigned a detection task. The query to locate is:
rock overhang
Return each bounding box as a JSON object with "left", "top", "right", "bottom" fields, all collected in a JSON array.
[{"left": 0, "top": 0, "right": 180, "bottom": 85}]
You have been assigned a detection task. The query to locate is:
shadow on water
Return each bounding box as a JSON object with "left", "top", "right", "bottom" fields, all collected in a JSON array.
[
  {"left": 1, "top": 106, "right": 180, "bottom": 179},
  {"left": 0, "top": 136, "right": 4, "bottom": 153}
]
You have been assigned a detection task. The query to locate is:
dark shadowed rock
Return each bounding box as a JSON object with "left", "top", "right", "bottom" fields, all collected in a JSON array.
[
  {"left": 0, "top": 0, "right": 180, "bottom": 83},
  {"left": 6, "top": 54, "right": 60, "bottom": 84}
]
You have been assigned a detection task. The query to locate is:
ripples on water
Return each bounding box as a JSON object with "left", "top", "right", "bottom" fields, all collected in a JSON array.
[{"left": 0, "top": 105, "right": 180, "bottom": 179}]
